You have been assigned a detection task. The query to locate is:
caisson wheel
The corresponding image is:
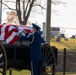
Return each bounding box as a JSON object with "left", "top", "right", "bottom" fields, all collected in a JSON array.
[
  {"left": 41, "top": 43, "right": 56, "bottom": 75},
  {"left": 0, "top": 42, "right": 7, "bottom": 75}
]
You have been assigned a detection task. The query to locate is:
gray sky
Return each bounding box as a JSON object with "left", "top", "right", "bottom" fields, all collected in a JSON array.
[
  {"left": 51, "top": 0, "right": 76, "bottom": 37},
  {"left": 52, "top": 0, "right": 76, "bottom": 27}
]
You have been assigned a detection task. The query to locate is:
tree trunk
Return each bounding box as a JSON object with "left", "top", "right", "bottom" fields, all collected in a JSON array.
[{"left": 16, "top": 0, "right": 35, "bottom": 25}]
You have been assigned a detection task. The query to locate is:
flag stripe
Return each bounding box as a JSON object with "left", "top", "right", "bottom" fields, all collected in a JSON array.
[
  {"left": 5, "top": 32, "right": 19, "bottom": 44},
  {"left": 8, "top": 35, "right": 19, "bottom": 45},
  {"left": 0, "top": 25, "right": 19, "bottom": 45},
  {"left": 0, "top": 25, "right": 7, "bottom": 40},
  {"left": 0, "top": 25, "right": 2, "bottom": 35},
  {"left": 4, "top": 26, "right": 19, "bottom": 45}
]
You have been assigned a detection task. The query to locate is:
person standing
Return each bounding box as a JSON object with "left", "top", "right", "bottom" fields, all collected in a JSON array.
[{"left": 18, "top": 23, "right": 45, "bottom": 75}]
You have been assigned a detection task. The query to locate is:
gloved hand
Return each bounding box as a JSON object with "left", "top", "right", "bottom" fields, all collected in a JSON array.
[{"left": 17, "top": 27, "right": 24, "bottom": 36}]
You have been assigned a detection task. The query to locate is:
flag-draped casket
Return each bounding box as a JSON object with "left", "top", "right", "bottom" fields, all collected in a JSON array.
[{"left": 0, "top": 24, "right": 31, "bottom": 45}]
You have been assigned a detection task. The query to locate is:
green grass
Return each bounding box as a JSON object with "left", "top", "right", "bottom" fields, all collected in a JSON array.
[
  {"left": 50, "top": 38, "right": 76, "bottom": 52},
  {"left": 6, "top": 70, "right": 31, "bottom": 75},
  {"left": 6, "top": 70, "right": 76, "bottom": 75}
]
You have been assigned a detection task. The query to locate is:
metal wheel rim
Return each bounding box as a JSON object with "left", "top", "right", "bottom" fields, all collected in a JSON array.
[
  {"left": 41, "top": 43, "right": 56, "bottom": 75},
  {"left": 0, "top": 42, "right": 7, "bottom": 75}
]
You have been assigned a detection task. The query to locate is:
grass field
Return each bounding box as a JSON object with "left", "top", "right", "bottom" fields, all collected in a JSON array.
[
  {"left": 50, "top": 38, "right": 76, "bottom": 52},
  {"left": 6, "top": 70, "right": 31, "bottom": 75},
  {"left": 6, "top": 70, "right": 76, "bottom": 75}
]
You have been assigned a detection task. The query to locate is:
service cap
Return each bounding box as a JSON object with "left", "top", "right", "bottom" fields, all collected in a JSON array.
[{"left": 32, "top": 23, "right": 41, "bottom": 30}]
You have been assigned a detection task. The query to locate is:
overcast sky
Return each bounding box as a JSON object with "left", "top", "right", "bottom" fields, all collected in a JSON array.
[
  {"left": 51, "top": 0, "right": 76, "bottom": 37},
  {"left": 52, "top": 0, "right": 76, "bottom": 27}
]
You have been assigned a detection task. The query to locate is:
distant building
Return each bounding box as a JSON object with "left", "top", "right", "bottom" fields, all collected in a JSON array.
[
  {"left": 42, "top": 22, "right": 60, "bottom": 39},
  {"left": 60, "top": 34, "right": 65, "bottom": 38},
  {"left": 71, "top": 35, "right": 75, "bottom": 38},
  {"left": 51, "top": 27, "right": 60, "bottom": 37}
]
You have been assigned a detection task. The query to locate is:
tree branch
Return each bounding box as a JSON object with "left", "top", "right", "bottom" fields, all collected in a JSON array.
[
  {"left": 33, "top": 4, "right": 46, "bottom": 9},
  {"left": 24, "top": 0, "right": 30, "bottom": 17},
  {"left": 51, "top": 0, "right": 66, "bottom": 6},
  {"left": 16, "top": 0, "right": 22, "bottom": 24},
  {"left": 25, "top": 0, "right": 35, "bottom": 21},
  {"left": 1, "top": 1, "right": 16, "bottom": 10}
]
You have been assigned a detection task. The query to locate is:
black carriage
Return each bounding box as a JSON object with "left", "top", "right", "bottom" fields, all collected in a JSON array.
[{"left": 0, "top": 40, "right": 58, "bottom": 75}]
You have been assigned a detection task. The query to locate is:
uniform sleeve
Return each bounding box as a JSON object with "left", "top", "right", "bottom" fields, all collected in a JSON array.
[
  {"left": 41, "top": 37, "right": 46, "bottom": 43},
  {"left": 19, "top": 33, "right": 33, "bottom": 41}
]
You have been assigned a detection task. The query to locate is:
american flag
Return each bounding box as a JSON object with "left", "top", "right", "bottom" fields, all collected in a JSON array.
[{"left": 0, "top": 24, "right": 31, "bottom": 45}]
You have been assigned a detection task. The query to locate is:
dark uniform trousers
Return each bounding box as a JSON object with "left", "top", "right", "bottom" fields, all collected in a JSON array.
[{"left": 31, "top": 60, "right": 41, "bottom": 75}]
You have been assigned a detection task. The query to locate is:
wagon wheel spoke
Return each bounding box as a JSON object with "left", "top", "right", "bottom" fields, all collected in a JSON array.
[
  {"left": 46, "top": 56, "right": 53, "bottom": 65},
  {"left": 41, "top": 44, "right": 56, "bottom": 75},
  {"left": 45, "top": 48, "right": 54, "bottom": 66},
  {"left": 0, "top": 42, "right": 7, "bottom": 75},
  {"left": 44, "top": 46, "right": 48, "bottom": 61},
  {"left": 43, "top": 46, "right": 48, "bottom": 65}
]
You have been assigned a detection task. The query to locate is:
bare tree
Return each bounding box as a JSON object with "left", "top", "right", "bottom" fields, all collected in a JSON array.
[{"left": 1, "top": 0, "right": 66, "bottom": 25}]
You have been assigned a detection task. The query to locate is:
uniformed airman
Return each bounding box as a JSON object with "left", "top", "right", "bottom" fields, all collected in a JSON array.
[{"left": 18, "top": 23, "right": 45, "bottom": 75}]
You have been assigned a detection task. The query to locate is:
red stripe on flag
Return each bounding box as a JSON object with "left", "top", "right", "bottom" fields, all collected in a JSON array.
[
  {"left": 5, "top": 25, "right": 10, "bottom": 36},
  {"left": 5, "top": 25, "right": 10, "bottom": 32},
  {"left": 0, "top": 25, "right": 3, "bottom": 35},
  {"left": 8, "top": 35, "right": 19, "bottom": 45},
  {"left": 4, "top": 27, "right": 18, "bottom": 40},
  {"left": 4, "top": 27, "right": 19, "bottom": 45}
]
